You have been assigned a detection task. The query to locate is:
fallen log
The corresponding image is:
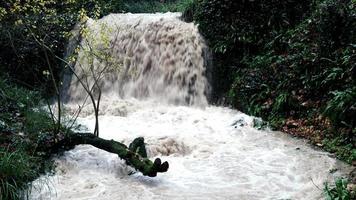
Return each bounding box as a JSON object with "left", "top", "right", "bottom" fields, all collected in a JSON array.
[{"left": 41, "top": 133, "right": 169, "bottom": 177}]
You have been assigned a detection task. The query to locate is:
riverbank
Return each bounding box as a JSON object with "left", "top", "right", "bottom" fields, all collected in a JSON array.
[
  {"left": 183, "top": 0, "right": 355, "bottom": 165},
  {"left": 0, "top": 78, "right": 57, "bottom": 199}
]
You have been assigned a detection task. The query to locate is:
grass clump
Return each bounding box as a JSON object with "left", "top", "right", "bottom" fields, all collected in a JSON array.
[
  {"left": 0, "top": 148, "right": 40, "bottom": 200},
  {"left": 0, "top": 77, "right": 56, "bottom": 199},
  {"left": 324, "top": 179, "right": 352, "bottom": 200}
]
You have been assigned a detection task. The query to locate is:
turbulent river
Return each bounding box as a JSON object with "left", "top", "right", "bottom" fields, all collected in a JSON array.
[{"left": 31, "top": 13, "right": 351, "bottom": 200}]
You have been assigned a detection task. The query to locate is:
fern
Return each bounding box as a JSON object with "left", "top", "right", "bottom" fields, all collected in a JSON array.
[{"left": 324, "top": 87, "right": 356, "bottom": 127}]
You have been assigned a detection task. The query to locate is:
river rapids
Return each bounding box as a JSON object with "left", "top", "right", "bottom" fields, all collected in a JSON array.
[{"left": 31, "top": 13, "right": 352, "bottom": 200}]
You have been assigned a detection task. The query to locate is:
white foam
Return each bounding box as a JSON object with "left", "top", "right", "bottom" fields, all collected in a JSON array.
[
  {"left": 31, "top": 13, "right": 352, "bottom": 200},
  {"left": 31, "top": 101, "right": 351, "bottom": 200}
]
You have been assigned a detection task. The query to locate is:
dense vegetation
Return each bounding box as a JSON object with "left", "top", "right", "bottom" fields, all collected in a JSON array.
[
  {"left": 0, "top": 78, "right": 56, "bottom": 199},
  {"left": 0, "top": 0, "right": 355, "bottom": 199},
  {"left": 184, "top": 0, "right": 355, "bottom": 164}
]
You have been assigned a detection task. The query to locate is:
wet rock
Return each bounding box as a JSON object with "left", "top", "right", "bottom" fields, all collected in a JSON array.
[
  {"left": 231, "top": 117, "right": 247, "bottom": 127},
  {"left": 253, "top": 118, "right": 268, "bottom": 130}
]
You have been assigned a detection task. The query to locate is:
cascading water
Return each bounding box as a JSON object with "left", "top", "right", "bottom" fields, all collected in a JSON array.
[
  {"left": 62, "top": 12, "right": 209, "bottom": 107},
  {"left": 31, "top": 13, "right": 352, "bottom": 200}
]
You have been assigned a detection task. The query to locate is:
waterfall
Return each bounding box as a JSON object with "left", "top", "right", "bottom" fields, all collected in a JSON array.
[
  {"left": 62, "top": 13, "right": 210, "bottom": 107},
  {"left": 31, "top": 13, "right": 352, "bottom": 200}
]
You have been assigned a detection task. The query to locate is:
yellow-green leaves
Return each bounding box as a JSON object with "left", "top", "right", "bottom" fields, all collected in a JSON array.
[{"left": 0, "top": 7, "right": 7, "bottom": 21}]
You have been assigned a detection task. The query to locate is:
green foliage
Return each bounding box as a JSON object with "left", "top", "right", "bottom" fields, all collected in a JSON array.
[
  {"left": 0, "top": 0, "right": 120, "bottom": 94},
  {"left": 188, "top": 0, "right": 355, "bottom": 116},
  {"left": 323, "top": 137, "right": 356, "bottom": 164},
  {"left": 184, "top": 0, "right": 314, "bottom": 101},
  {"left": 24, "top": 109, "right": 54, "bottom": 136},
  {"left": 324, "top": 87, "right": 356, "bottom": 128},
  {"left": 0, "top": 77, "right": 41, "bottom": 108},
  {"left": 0, "top": 78, "right": 57, "bottom": 198},
  {"left": 0, "top": 148, "right": 40, "bottom": 200},
  {"left": 324, "top": 179, "right": 351, "bottom": 200},
  {"left": 123, "top": 0, "right": 194, "bottom": 13},
  {"left": 0, "top": 77, "right": 43, "bottom": 139},
  {"left": 0, "top": 77, "right": 45, "bottom": 132},
  {"left": 192, "top": 0, "right": 312, "bottom": 54},
  {"left": 181, "top": 0, "right": 198, "bottom": 22},
  {"left": 188, "top": 0, "right": 355, "bottom": 162}
]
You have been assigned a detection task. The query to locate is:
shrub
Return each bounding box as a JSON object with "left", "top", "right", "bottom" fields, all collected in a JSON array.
[
  {"left": 192, "top": 0, "right": 312, "bottom": 54},
  {"left": 187, "top": 0, "right": 355, "bottom": 162},
  {"left": 324, "top": 87, "right": 356, "bottom": 128},
  {"left": 324, "top": 178, "right": 351, "bottom": 200},
  {"left": 0, "top": 148, "right": 40, "bottom": 200},
  {"left": 184, "top": 0, "right": 314, "bottom": 101}
]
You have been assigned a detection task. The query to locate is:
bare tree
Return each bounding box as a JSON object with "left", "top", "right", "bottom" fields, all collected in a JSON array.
[{"left": 28, "top": 20, "right": 170, "bottom": 177}]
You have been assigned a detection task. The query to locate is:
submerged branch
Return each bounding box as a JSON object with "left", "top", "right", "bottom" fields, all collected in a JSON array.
[{"left": 54, "top": 133, "right": 169, "bottom": 177}]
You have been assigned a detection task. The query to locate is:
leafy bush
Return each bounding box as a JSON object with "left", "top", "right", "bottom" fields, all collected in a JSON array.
[
  {"left": 192, "top": 0, "right": 312, "bottom": 54},
  {"left": 187, "top": 0, "right": 355, "bottom": 162},
  {"left": 324, "top": 179, "right": 351, "bottom": 200},
  {"left": 184, "top": 0, "right": 314, "bottom": 101},
  {"left": 324, "top": 87, "right": 356, "bottom": 128},
  {"left": 189, "top": 0, "right": 355, "bottom": 119}
]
